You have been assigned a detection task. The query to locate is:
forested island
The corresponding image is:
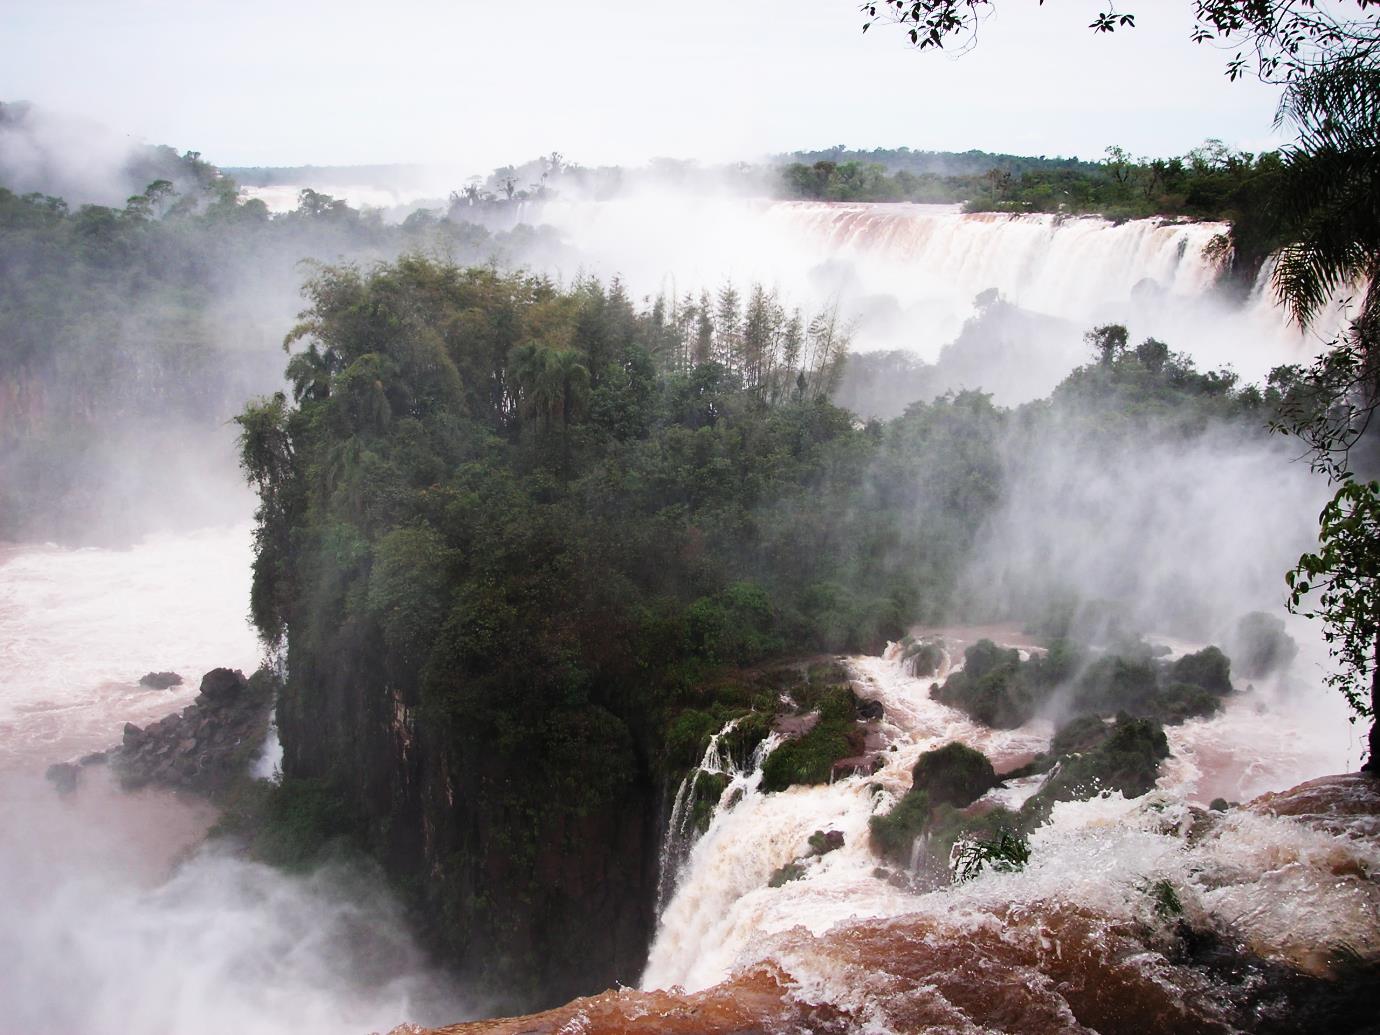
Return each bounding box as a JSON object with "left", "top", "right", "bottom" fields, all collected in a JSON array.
[{"left": 223, "top": 250, "right": 1323, "bottom": 1006}]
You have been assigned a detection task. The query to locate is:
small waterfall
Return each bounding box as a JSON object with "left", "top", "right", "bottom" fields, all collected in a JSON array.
[{"left": 655, "top": 717, "right": 780, "bottom": 915}]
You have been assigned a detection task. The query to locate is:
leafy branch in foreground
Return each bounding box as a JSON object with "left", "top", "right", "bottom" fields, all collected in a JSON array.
[
  {"left": 1288, "top": 480, "right": 1380, "bottom": 769},
  {"left": 951, "top": 828, "right": 1030, "bottom": 882},
  {"left": 860, "top": 1, "right": 1380, "bottom": 83}
]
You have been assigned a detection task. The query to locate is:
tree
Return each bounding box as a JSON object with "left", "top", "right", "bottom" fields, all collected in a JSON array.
[
  {"left": 1289, "top": 480, "right": 1380, "bottom": 771},
  {"left": 1086, "top": 324, "right": 1129, "bottom": 366}
]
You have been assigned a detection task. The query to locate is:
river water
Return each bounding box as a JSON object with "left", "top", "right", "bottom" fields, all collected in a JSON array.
[{"left": 0, "top": 523, "right": 465, "bottom": 1035}]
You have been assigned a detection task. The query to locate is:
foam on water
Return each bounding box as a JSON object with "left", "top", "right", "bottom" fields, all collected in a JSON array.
[{"left": 644, "top": 637, "right": 1374, "bottom": 1009}]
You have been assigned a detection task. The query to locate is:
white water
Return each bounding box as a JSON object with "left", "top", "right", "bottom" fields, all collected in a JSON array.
[
  {"left": 0, "top": 524, "right": 261, "bottom": 770},
  {"left": 513, "top": 194, "right": 1351, "bottom": 387},
  {"left": 249, "top": 186, "right": 1345, "bottom": 389},
  {"left": 642, "top": 636, "right": 1367, "bottom": 1000},
  {"left": 0, "top": 526, "right": 466, "bottom": 1034}
]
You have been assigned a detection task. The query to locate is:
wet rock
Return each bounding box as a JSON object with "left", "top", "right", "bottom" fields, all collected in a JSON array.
[
  {"left": 808, "top": 829, "right": 845, "bottom": 855},
  {"left": 45, "top": 761, "right": 79, "bottom": 793},
  {"left": 138, "top": 670, "right": 183, "bottom": 690},
  {"left": 1246, "top": 772, "right": 1380, "bottom": 844},
  {"left": 78, "top": 750, "right": 108, "bottom": 766},
  {"left": 110, "top": 666, "right": 277, "bottom": 795},
  {"left": 857, "top": 698, "right": 885, "bottom": 721},
  {"left": 198, "top": 667, "right": 249, "bottom": 702},
  {"left": 911, "top": 742, "right": 997, "bottom": 809},
  {"left": 768, "top": 862, "right": 808, "bottom": 887}
]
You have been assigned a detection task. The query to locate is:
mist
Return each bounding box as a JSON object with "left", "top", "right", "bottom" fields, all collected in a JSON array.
[{"left": 0, "top": 772, "right": 467, "bottom": 1035}]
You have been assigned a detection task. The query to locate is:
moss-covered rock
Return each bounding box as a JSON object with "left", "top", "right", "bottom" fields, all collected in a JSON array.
[
  {"left": 1150, "top": 681, "right": 1222, "bottom": 725},
  {"left": 930, "top": 639, "right": 1033, "bottom": 727},
  {"left": 902, "top": 639, "right": 944, "bottom": 677},
  {"left": 768, "top": 862, "right": 808, "bottom": 887},
  {"left": 868, "top": 788, "right": 930, "bottom": 866},
  {"left": 1171, "top": 645, "right": 1233, "bottom": 695},
  {"left": 1072, "top": 654, "right": 1158, "bottom": 715},
  {"left": 719, "top": 710, "right": 773, "bottom": 769},
  {"left": 761, "top": 717, "right": 856, "bottom": 791},
  {"left": 687, "top": 770, "right": 730, "bottom": 834},
  {"left": 760, "top": 676, "right": 863, "bottom": 793},
  {"left": 1026, "top": 714, "right": 1170, "bottom": 819},
  {"left": 1050, "top": 714, "right": 1111, "bottom": 756},
  {"left": 911, "top": 741, "right": 997, "bottom": 808}
]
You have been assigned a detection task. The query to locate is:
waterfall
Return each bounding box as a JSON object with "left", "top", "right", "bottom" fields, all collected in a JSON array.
[
  {"left": 516, "top": 194, "right": 1342, "bottom": 384},
  {"left": 655, "top": 717, "right": 783, "bottom": 916},
  {"left": 640, "top": 632, "right": 1358, "bottom": 997}
]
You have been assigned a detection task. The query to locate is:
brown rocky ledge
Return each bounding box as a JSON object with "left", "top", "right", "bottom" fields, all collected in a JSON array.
[{"left": 394, "top": 771, "right": 1380, "bottom": 1035}]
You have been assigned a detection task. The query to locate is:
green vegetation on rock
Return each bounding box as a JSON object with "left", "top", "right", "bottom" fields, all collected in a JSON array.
[{"left": 910, "top": 742, "right": 997, "bottom": 809}]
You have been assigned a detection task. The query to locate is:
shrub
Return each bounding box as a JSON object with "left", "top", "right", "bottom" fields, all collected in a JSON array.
[
  {"left": 1171, "top": 645, "right": 1233, "bottom": 695},
  {"left": 952, "top": 829, "right": 1031, "bottom": 882},
  {"left": 868, "top": 788, "right": 930, "bottom": 866},
  {"left": 911, "top": 741, "right": 997, "bottom": 808}
]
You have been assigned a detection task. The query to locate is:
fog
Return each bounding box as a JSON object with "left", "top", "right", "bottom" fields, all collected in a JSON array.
[{"left": 0, "top": 772, "right": 467, "bottom": 1035}]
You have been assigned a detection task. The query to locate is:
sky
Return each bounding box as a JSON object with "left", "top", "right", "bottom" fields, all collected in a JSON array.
[{"left": 2, "top": 0, "right": 1290, "bottom": 173}]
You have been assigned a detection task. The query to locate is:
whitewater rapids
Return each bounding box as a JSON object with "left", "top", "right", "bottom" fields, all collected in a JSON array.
[{"left": 627, "top": 631, "right": 1373, "bottom": 1033}]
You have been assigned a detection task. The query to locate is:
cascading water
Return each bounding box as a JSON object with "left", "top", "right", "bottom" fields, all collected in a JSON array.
[
  {"left": 656, "top": 717, "right": 783, "bottom": 915},
  {"left": 244, "top": 187, "right": 1341, "bottom": 385},
  {"left": 638, "top": 631, "right": 1373, "bottom": 1030}
]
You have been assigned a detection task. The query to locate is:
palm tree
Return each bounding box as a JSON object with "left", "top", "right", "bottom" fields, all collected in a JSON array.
[
  {"left": 508, "top": 343, "right": 590, "bottom": 431},
  {"left": 1271, "top": 61, "right": 1380, "bottom": 345},
  {"left": 1271, "top": 59, "right": 1380, "bottom": 772}
]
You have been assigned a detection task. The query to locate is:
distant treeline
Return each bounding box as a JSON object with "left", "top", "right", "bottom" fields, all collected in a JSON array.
[{"left": 778, "top": 142, "right": 1279, "bottom": 221}]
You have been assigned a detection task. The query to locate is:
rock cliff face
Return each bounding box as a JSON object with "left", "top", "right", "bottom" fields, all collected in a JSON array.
[{"left": 277, "top": 629, "right": 661, "bottom": 1013}]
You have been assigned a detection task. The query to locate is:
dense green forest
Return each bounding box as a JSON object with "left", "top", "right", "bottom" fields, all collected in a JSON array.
[{"left": 236, "top": 253, "right": 1304, "bottom": 1004}]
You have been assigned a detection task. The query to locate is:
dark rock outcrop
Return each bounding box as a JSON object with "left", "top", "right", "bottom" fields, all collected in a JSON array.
[
  {"left": 112, "top": 667, "right": 276, "bottom": 794},
  {"left": 138, "top": 670, "right": 183, "bottom": 690},
  {"left": 45, "top": 761, "right": 79, "bottom": 793},
  {"left": 912, "top": 741, "right": 998, "bottom": 809}
]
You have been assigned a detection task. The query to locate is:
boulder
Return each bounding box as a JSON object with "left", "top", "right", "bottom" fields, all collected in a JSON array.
[
  {"left": 198, "top": 667, "right": 249, "bottom": 703},
  {"left": 138, "top": 671, "right": 183, "bottom": 690},
  {"left": 911, "top": 742, "right": 998, "bottom": 809},
  {"left": 808, "top": 829, "right": 845, "bottom": 855},
  {"left": 111, "top": 666, "right": 277, "bottom": 795},
  {"left": 45, "top": 762, "right": 79, "bottom": 794}
]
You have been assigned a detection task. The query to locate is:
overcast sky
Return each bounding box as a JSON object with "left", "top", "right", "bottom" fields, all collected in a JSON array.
[{"left": 3, "top": 0, "right": 1288, "bottom": 173}]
